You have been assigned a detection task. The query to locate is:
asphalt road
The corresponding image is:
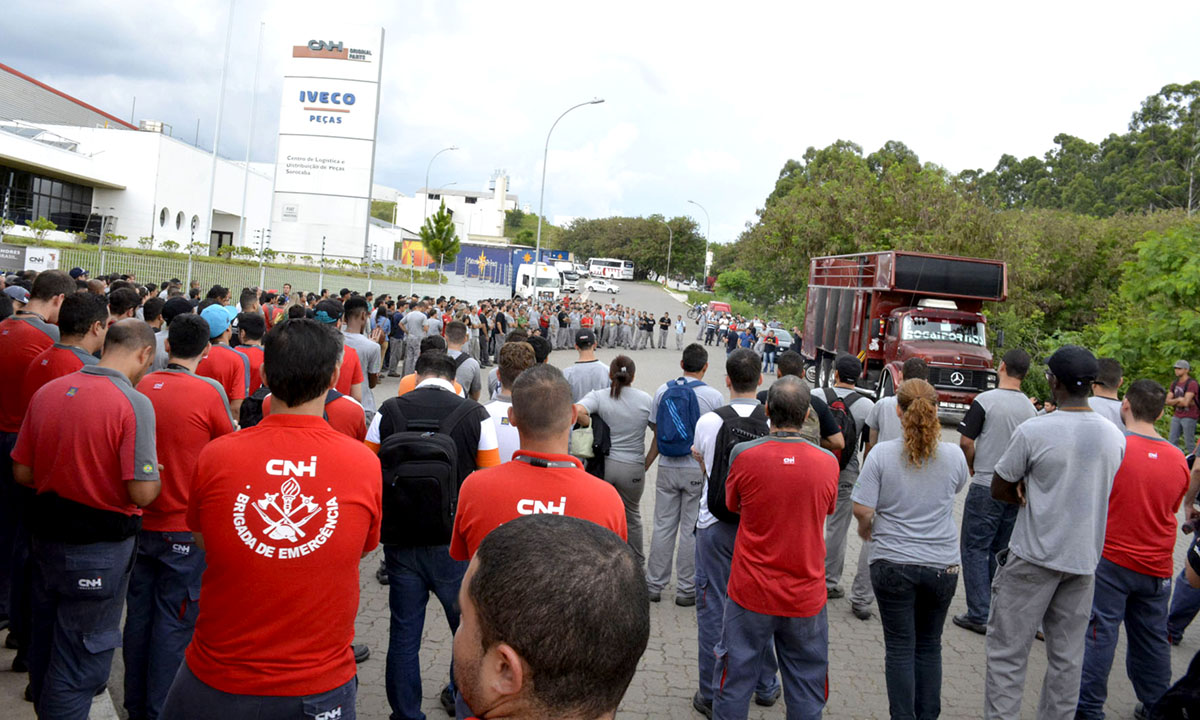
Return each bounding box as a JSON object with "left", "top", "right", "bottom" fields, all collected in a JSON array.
[{"left": 1, "top": 278, "right": 1189, "bottom": 718}]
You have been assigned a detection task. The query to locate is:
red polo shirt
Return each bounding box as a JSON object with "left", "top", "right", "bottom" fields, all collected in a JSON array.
[
  {"left": 137, "top": 369, "right": 235, "bottom": 532},
  {"left": 234, "top": 344, "right": 265, "bottom": 394},
  {"left": 263, "top": 392, "right": 367, "bottom": 442},
  {"left": 334, "top": 348, "right": 364, "bottom": 396},
  {"left": 197, "top": 344, "right": 249, "bottom": 402},
  {"left": 20, "top": 343, "right": 97, "bottom": 411},
  {"left": 185, "top": 414, "right": 382, "bottom": 696},
  {"left": 0, "top": 315, "right": 59, "bottom": 432},
  {"left": 450, "top": 450, "right": 626, "bottom": 561},
  {"left": 726, "top": 436, "right": 839, "bottom": 618},
  {"left": 1102, "top": 434, "right": 1189, "bottom": 578},
  {"left": 12, "top": 365, "right": 159, "bottom": 515}
]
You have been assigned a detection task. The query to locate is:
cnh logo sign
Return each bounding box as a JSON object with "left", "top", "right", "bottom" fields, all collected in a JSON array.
[{"left": 308, "top": 40, "right": 343, "bottom": 53}]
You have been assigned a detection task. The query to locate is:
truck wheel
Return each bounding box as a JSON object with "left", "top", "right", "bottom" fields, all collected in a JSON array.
[{"left": 804, "top": 361, "right": 818, "bottom": 385}]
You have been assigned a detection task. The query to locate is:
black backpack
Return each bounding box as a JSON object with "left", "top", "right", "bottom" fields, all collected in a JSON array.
[
  {"left": 376, "top": 400, "right": 479, "bottom": 547},
  {"left": 822, "top": 388, "right": 865, "bottom": 470},
  {"left": 239, "top": 385, "right": 272, "bottom": 428},
  {"left": 706, "top": 404, "right": 770, "bottom": 524}
]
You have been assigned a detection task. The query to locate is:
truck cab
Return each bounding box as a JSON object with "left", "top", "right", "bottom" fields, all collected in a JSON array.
[{"left": 513, "top": 262, "right": 562, "bottom": 302}]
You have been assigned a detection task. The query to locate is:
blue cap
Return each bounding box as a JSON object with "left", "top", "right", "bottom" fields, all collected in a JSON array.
[{"left": 200, "top": 304, "right": 231, "bottom": 339}]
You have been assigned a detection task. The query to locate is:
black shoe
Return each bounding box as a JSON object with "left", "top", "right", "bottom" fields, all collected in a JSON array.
[
  {"left": 851, "top": 604, "right": 873, "bottom": 621},
  {"left": 691, "top": 691, "right": 713, "bottom": 719},
  {"left": 648, "top": 591, "right": 661, "bottom": 603},
  {"left": 754, "top": 685, "right": 782, "bottom": 707},
  {"left": 675, "top": 595, "right": 696, "bottom": 608},
  {"left": 95, "top": 684, "right": 106, "bottom": 697},
  {"left": 12, "top": 652, "right": 28, "bottom": 673},
  {"left": 952, "top": 614, "right": 987, "bottom": 636},
  {"left": 376, "top": 565, "right": 388, "bottom": 585},
  {"left": 440, "top": 685, "right": 456, "bottom": 715},
  {"left": 826, "top": 586, "right": 844, "bottom": 599},
  {"left": 23, "top": 683, "right": 31, "bottom": 703},
  {"left": 352, "top": 644, "right": 370, "bottom": 663},
  {"left": 4, "top": 633, "right": 17, "bottom": 650}
]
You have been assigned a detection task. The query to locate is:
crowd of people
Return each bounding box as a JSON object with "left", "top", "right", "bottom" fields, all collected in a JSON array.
[{"left": 2, "top": 265, "right": 1200, "bottom": 720}]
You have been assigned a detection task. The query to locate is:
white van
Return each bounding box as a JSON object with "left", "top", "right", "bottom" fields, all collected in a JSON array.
[{"left": 513, "top": 262, "right": 562, "bottom": 301}]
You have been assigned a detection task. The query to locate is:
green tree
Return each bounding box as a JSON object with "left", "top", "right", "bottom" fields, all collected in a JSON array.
[
  {"left": 420, "top": 201, "right": 461, "bottom": 267},
  {"left": 161, "top": 239, "right": 180, "bottom": 253},
  {"left": 137, "top": 236, "right": 154, "bottom": 250},
  {"left": 26, "top": 216, "right": 57, "bottom": 241},
  {"left": 371, "top": 200, "right": 397, "bottom": 224},
  {"left": 104, "top": 233, "right": 127, "bottom": 248}
]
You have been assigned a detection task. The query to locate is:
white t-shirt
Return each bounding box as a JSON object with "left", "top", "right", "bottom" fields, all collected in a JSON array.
[
  {"left": 483, "top": 395, "right": 520, "bottom": 463},
  {"left": 694, "top": 399, "right": 760, "bottom": 529}
]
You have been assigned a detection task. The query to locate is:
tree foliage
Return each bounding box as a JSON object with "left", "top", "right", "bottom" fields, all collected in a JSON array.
[
  {"left": 559, "top": 215, "right": 705, "bottom": 280},
  {"left": 421, "top": 201, "right": 460, "bottom": 265},
  {"left": 370, "top": 200, "right": 397, "bottom": 224},
  {"left": 504, "top": 208, "right": 562, "bottom": 248}
]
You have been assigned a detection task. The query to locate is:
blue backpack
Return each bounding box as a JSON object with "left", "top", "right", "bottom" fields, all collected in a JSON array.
[{"left": 656, "top": 378, "right": 704, "bottom": 457}]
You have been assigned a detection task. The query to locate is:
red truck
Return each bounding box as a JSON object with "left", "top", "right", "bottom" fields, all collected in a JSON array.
[{"left": 801, "top": 251, "right": 1008, "bottom": 413}]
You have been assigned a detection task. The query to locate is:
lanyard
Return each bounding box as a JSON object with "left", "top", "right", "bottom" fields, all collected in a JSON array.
[
  {"left": 166, "top": 363, "right": 191, "bottom": 372},
  {"left": 512, "top": 454, "right": 578, "bottom": 469},
  {"left": 769, "top": 431, "right": 802, "bottom": 438}
]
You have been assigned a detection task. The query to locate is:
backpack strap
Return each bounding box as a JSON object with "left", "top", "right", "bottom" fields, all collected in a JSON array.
[
  {"left": 325, "top": 389, "right": 344, "bottom": 404},
  {"left": 821, "top": 387, "right": 838, "bottom": 405},
  {"left": 715, "top": 405, "right": 739, "bottom": 423},
  {"left": 438, "top": 400, "right": 481, "bottom": 436},
  {"left": 843, "top": 391, "right": 864, "bottom": 411},
  {"left": 453, "top": 353, "right": 470, "bottom": 370}
]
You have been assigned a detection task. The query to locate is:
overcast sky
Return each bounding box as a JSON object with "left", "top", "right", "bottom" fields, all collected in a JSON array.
[{"left": 7, "top": 0, "right": 1200, "bottom": 242}]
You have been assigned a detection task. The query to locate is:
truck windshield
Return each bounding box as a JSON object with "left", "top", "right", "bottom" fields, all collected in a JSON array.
[
  {"left": 536, "top": 277, "right": 560, "bottom": 288},
  {"left": 901, "top": 317, "right": 986, "bottom": 346}
]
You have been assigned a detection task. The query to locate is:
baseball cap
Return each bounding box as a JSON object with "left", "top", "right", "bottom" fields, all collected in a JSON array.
[
  {"left": 1175, "top": 360, "right": 1191, "bottom": 371},
  {"left": 162, "top": 296, "right": 194, "bottom": 324},
  {"left": 199, "top": 304, "right": 231, "bottom": 339},
  {"left": 68, "top": 267, "right": 88, "bottom": 279},
  {"left": 575, "top": 328, "right": 596, "bottom": 346},
  {"left": 4, "top": 286, "right": 30, "bottom": 304},
  {"left": 834, "top": 353, "right": 862, "bottom": 382},
  {"left": 314, "top": 299, "right": 344, "bottom": 324},
  {"left": 1046, "top": 345, "right": 1099, "bottom": 389}
]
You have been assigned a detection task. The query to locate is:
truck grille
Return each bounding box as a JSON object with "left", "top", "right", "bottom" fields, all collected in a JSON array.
[{"left": 928, "top": 367, "right": 993, "bottom": 392}]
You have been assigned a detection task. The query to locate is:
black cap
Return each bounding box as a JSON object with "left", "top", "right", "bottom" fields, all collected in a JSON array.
[
  {"left": 162, "top": 296, "right": 194, "bottom": 324},
  {"left": 1047, "top": 345, "right": 1098, "bottom": 389},
  {"left": 575, "top": 328, "right": 596, "bottom": 347},
  {"left": 834, "top": 353, "right": 862, "bottom": 382}
]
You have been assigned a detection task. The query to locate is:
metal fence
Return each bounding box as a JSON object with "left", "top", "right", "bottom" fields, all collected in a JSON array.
[{"left": 56, "top": 247, "right": 512, "bottom": 304}]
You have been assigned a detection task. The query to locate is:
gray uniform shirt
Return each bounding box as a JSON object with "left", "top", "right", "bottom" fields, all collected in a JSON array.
[
  {"left": 853, "top": 440, "right": 969, "bottom": 567},
  {"left": 580, "top": 387, "right": 653, "bottom": 465},
  {"left": 866, "top": 395, "right": 902, "bottom": 444},
  {"left": 993, "top": 410, "right": 1126, "bottom": 575},
  {"left": 343, "top": 330, "right": 382, "bottom": 416},
  {"left": 403, "top": 310, "right": 427, "bottom": 337},
  {"left": 1089, "top": 396, "right": 1126, "bottom": 432},
  {"left": 958, "top": 388, "right": 1038, "bottom": 487},
  {"left": 562, "top": 360, "right": 610, "bottom": 403},
  {"left": 448, "top": 349, "right": 482, "bottom": 398}
]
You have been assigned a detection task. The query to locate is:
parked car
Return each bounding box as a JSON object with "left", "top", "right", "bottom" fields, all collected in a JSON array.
[{"left": 586, "top": 278, "right": 620, "bottom": 294}]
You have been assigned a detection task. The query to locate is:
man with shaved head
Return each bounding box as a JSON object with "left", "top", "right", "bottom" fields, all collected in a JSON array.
[{"left": 12, "top": 318, "right": 161, "bottom": 717}]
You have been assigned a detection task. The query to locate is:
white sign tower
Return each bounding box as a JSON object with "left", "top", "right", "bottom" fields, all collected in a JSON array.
[{"left": 271, "top": 26, "right": 384, "bottom": 261}]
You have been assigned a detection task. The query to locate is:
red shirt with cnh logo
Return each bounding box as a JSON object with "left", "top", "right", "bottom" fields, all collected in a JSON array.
[
  {"left": 1102, "top": 433, "right": 1189, "bottom": 578},
  {"left": 449, "top": 450, "right": 627, "bottom": 561},
  {"left": 20, "top": 344, "right": 97, "bottom": 412},
  {"left": 0, "top": 316, "right": 58, "bottom": 432},
  {"left": 137, "top": 369, "right": 235, "bottom": 532},
  {"left": 185, "top": 414, "right": 382, "bottom": 696}
]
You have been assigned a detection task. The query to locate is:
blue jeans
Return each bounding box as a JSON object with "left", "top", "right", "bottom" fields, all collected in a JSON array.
[
  {"left": 1167, "top": 537, "right": 1200, "bottom": 642},
  {"left": 871, "top": 560, "right": 958, "bottom": 720},
  {"left": 959, "top": 482, "right": 1017, "bottom": 624},
  {"left": 713, "top": 601, "right": 828, "bottom": 720},
  {"left": 30, "top": 535, "right": 136, "bottom": 720},
  {"left": 161, "top": 663, "right": 356, "bottom": 720},
  {"left": 123, "top": 530, "right": 205, "bottom": 720},
  {"left": 763, "top": 350, "right": 777, "bottom": 373},
  {"left": 695, "top": 521, "right": 779, "bottom": 703},
  {"left": 1168, "top": 417, "right": 1198, "bottom": 452},
  {"left": 1077, "top": 558, "right": 1172, "bottom": 718},
  {"left": 384, "top": 544, "right": 466, "bottom": 720}
]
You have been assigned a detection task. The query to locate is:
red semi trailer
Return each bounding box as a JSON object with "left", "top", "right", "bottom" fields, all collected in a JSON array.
[{"left": 801, "top": 251, "right": 1008, "bottom": 413}]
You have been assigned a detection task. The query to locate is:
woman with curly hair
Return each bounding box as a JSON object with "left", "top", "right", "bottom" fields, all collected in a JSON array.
[{"left": 851, "top": 378, "right": 969, "bottom": 719}]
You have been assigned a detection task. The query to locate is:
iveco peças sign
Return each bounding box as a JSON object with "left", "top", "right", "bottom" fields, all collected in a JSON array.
[{"left": 299, "top": 89, "right": 357, "bottom": 124}]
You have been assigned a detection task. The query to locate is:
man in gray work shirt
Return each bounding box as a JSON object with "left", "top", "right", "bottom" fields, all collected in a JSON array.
[
  {"left": 984, "top": 345, "right": 1124, "bottom": 720},
  {"left": 822, "top": 353, "right": 874, "bottom": 607},
  {"left": 953, "top": 348, "right": 1037, "bottom": 635},
  {"left": 401, "top": 302, "right": 428, "bottom": 376},
  {"left": 561, "top": 329, "right": 609, "bottom": 402},
  {"left": 445, "top": 320, "right": 483, "bottom": 401}
]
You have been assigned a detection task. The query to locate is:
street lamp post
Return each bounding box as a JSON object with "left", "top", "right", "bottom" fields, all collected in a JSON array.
[
  {"left": 687, "top": 199, "right": 711, "bottom": 283},
  {"left": 416, "top": 146, "right": 458, "bottom": 295},
  {"left": 535, "top": 98, "right": 605, "bottom": 263},
  {"left": 658, "top": 219, "right": 673, "bottom": 289}
]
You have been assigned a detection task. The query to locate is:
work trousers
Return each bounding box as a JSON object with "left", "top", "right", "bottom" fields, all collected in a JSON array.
[
  {"left": 1168, "top": 417, "right": 1197, "bottom": 452},
  {"left": 658, "top": 328, "right": 669, "bottom": 348},
  {"left": 824, "top": 465, "right": 873, "bottom": 608},
  {"left": 123, "top": 530, "right": 205, "bottom": 720},
  {"left": 161, "top": 663, "right": 356, "bottom": 720},
  {"left": 983, "top": 550, "right": 1094, "bottom": 720},
  {"left": 403, "top": 336, "right": 421, "bottom": 376},
  {"left": 713, "top": 601, "right": 828, "bottom": 720},
  {"left": 1076, "top": 557, "right": 1172, "bottom": 719},
  {"left": 30, "top": 535, "right": 136, "bottom": 720},
  {"left": 604, "top": 459, "right": 646, "bottom": 566},
  {"left": 960, "top": 482, "right": 1019, "bottom": 624},
  {"left": 645, "top": 465, "right": 704, "bottom": 596},
  {"left": 676, "top": 332, "right": 685, "bottom": 350},
  {"left": 696, "top": 521, "right": 780, "bottom": 703}
]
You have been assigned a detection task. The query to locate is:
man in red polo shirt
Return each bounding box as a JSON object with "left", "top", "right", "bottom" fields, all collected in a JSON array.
[
  {"left": 126, "top": 313, "right": 234, "bottom": 720},
  {"left": 196, "top": 304, "right": 249, "bottom": 419},
  {"left": 233, "top": 312, "right": 266, "bottom": 395},
  {"left": 711, "top": 376, "right": 839, "bottom": 720},
  {"left": 20, "top": 292, "right": 108, "bottom": 415},
  {"left": 0, "top": 269, "right": 74, "bottom": 667},
  {"left": 160, "top": 319, "right": 381, "bottom": 720},
  {"left": 12, "top": 319, "right": 161, "bottom": 718},
  {"left": 314, "top": 298, "right": 364, "bottom": 404},
  {"left": 451, "top": 363, "right": 626, "bottom": 562},
  {"left": 1077, "top": 379, "right": 1190, "bottom": 719}
]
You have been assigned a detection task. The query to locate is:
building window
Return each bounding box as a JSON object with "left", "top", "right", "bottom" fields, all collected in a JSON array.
[
  {"left": 176, "top": 211, "right": 184, "bottom": 230},
  {"left": 428, "top": 194, "right": 440, "bottom": 201},
  {"left": 464, "top": 196, "right": 477, "bottom": 204},
  {"left": 159, "top": 207, "right": 168, "bottom": 227},
  {"left": 0, "top": 162, "right": 94, "bottom": 234}
]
